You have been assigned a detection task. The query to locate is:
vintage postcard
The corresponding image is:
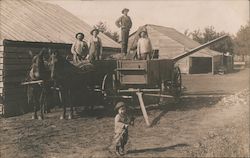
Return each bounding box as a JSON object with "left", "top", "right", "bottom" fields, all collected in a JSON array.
[{"left": 0, "top": 0, "right": 249, "bottom": 157}]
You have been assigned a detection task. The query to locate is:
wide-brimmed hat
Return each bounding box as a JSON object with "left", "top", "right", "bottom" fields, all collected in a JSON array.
[
  {"left": 122, "top": 8, "right": 129, "bottom": 14},
  {"left": 90, "top": 28, "right": 100, "bottom": 35},
  {"left": 138, "top": 30, "right": 147, "bottom": 37},
  {"left": 75, "top": 32, "right": 84, "bottom": 39},
  {"left": 114, "top": 101, "right": 127, "bottom": 111}
]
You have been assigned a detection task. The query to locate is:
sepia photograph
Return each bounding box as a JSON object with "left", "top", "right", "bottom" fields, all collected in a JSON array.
[{"left": 0, "top": 0, "right": 249, "bottom": 157}]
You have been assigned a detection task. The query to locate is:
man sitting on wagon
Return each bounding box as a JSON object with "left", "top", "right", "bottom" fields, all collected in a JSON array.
[{"left": 137, "top": 30, "right": 153, "bottom": 60}]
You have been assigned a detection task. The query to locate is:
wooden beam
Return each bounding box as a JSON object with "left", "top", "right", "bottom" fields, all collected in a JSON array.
[
  {"left": 136, "top": 92, "right": 150, "bottom": 127},
  {"left": 172, "top": 35, "right": 228, "bottom": 62},
  {"left": 144, "top": 93, "right": 174, "bottom": 98},
  {"left": 105, "top": 95, "right": 133, "bottom": 99},
  {"left": 21, "top": 80, "right": 43, "bottom": 85},
  {"left": 118, "top": 88, "right": 161, "bottom": 93}
]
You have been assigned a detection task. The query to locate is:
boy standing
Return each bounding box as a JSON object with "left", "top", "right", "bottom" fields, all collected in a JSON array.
[
  {"left": 137, "top": 30, "right": 153, "bottom": 60},
  {"left": 71, "top": 32, "right": 89, "bottom": 64},
  {"left": 113, "top": 102, "right": 134, "bottom": 156}
]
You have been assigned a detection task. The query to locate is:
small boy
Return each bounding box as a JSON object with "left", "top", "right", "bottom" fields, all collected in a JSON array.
[
  {"left": 71, "top": 32, "right": 89, "bottom": 64},
  {"left": 113, "top": 101, "right": 134, "bottom": 156}
]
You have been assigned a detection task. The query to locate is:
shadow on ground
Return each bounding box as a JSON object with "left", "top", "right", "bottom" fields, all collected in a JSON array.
[
  {"left": 142, "top": 96, "right": 223, "bottom": 127},
  {"left": 68, "top": 94, "right": 224, "bottom": 126},
  {"left": 127, "top": 143, "right": 189, "bottom": 154}
]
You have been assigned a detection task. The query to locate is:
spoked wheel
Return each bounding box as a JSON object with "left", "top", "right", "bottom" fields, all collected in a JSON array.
[
  {"left": 101, "top": 72, "right": 117, "bottom": 106},
  {"left": 158, "top": 67, "right": 182, "bottom": 104},
  {"left": 171, "top": 66, "right": 182, "bottom": 100}
]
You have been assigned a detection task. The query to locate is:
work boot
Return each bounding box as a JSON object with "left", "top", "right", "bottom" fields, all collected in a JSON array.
[
  {"left": 119, "top": 146, "right": 125, "bottom": 156},
  {"left": 115, "top": 146, "right": 121, "bottom": 156}
]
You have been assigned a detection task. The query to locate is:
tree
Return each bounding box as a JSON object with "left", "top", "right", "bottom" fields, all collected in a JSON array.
[
  {"left": 188, "top": 26, "right": 234, "bottom": 54},
  {"left": 233, "top": 23, "right": 250, "bottom": 59},
  {"left": 94, "top": 21, "right": 119, "bottom": 42},
  {"left": 190, "top": 29, "right": 203, "bottom": 44}
]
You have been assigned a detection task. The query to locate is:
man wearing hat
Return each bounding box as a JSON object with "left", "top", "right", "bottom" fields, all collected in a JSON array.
[
  {"left": 137, "top": 30, "right": 153, "bottom": 60},
  {"left": 113, "top": 101, "right": 134, "bottom": 156},
  {"left": 115, "top": 8, "right": 132, "bottom": 54},
  {"left": 71, "top": 32, "right": 89, "bottom": 63},
  {"left": 88, "top": 28, "right": 103, "bottom": 62}
]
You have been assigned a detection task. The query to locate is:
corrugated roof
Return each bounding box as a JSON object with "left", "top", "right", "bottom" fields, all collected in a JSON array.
[
  {"left": 128, "top": 24, "right": 222, "bottom": 58},
  {"left": 0, "top": 0, "right": 120, "bottom": 48}
]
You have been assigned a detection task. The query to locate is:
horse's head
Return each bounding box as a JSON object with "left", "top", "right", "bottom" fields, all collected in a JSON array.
[
  {"left": 48, "top": 50, "right": 63, "bottom": 81},
  {"left": 29, "top": 48, "right": 47, "bottom": 81}
]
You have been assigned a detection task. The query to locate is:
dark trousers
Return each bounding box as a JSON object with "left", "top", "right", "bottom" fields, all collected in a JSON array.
[
  {"left": 140, "top": 52, "right": 152, "bottom": 60},
  {"left": 88, "top": 52, "right": 100, "bottom": 63},
  {"left": 121, "top": 29, "right": 130, "bottom": 54}
]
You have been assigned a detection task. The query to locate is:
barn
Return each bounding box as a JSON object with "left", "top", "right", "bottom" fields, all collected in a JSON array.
[
  {"left": 128, "top": 24, "right": 223, "bottom": 74},
  {"left": 0, "top": 0, "right": 120, "bottom": 116}
]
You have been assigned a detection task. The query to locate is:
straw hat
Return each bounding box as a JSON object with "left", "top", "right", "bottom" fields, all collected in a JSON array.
[
  {"left": 122, "top": 8, "right": 129, "bottom": 14},
  {"left": 138, "top": 30, "right": 147, "bottom": 37},
  {"left": 114, "top": 101, "right": 126, "bottom": 111},
  {"left": 90, "top": 28, "right": 100, "bottom": 35},
  {"left": 75, "top": 32, "right": 84, "bottom": 39}
]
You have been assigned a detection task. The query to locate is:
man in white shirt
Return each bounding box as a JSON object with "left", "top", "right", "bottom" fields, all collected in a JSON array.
[
  {"left": 71, "top": 32, "right": 89, "bottom": 63},
  {"left": 137, "top": 31, "right": 153, "bottom": 60}
]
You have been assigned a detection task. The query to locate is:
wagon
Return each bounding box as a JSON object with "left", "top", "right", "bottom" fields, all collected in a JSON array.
[
  {"left": 20, "top": 35, "right": 227, "bottom": 124},
  {"left": 91, "top": 35, "right": 228, "bottom": 126}
]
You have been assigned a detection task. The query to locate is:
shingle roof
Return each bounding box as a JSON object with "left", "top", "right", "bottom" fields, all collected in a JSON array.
[
  {"left": 0, "top": 0, "right": 120, "bottom": 48},
  {"left": 128, "top": 24, "right": 222, "bottom": 58}
]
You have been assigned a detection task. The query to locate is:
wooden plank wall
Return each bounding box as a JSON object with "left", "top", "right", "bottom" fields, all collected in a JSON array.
[{"left": 2, "top": 40, "right": 71, "bottom": 116}]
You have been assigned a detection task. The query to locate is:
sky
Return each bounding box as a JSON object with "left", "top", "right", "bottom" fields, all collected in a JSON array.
[{"left": 48, "top": 0, "right": 249, "bottom": 36}]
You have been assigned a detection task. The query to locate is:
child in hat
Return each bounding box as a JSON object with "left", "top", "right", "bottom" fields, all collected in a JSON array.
[
  {"left": 137, "top": 30, "right": 153, "bottom": 60},
  {"left": 113, "top": 101, "right": 134, "bottom": 156},
  {"left": 71, "top": 32, "right": 89, "bottom": 64}
]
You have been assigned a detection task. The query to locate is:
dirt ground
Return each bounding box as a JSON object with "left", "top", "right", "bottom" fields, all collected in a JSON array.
[{"left": 0, "top": 69, "right": 249, "bottom": 158}]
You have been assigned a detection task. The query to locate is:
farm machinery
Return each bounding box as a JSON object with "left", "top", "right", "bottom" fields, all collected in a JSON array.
[
  {"left": 91, "top": 35, "right": 228, "bottom": 126},
  {"left": 21, "top": 35, "right": 228, "bottom": 125}
]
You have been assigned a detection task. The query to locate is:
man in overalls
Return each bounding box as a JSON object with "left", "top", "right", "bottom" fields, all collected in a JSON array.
[
  {"left": 88, "top": 28, "right": 103, "bottom": 62},
  {"left": 115, "top": 8, "right": 132, "bottom": 55}
]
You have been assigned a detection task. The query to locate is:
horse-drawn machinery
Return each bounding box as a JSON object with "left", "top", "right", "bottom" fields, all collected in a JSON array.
[{"left": 22, "top": 35, "right": 228, "bottom": 125}]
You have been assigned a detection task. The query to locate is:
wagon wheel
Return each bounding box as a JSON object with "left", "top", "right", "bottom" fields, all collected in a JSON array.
[
  {"left": 171, "top": 66, "right": 182, "bottom": 99},
  {"left": 101, "top": 72, "right": 117, "bottom": 106}
]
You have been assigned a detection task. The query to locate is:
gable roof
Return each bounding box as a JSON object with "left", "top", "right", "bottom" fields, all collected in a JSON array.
[
  {"left": 128, "top": 24, "right": 221, "bottom": 58},
  {"left": 0, "top": 0, "right": 120, "bottom": 48}
]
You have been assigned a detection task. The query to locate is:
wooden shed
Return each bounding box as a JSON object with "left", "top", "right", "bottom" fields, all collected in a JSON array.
[
  {"left": 128, "top": 24, "right": 222, "bottom": 74},
  {"left": 0, "top": 0, "right": 120, "bottom": 116}
]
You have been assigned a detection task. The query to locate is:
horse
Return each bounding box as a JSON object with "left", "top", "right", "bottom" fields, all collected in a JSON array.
[
  {"left": 48, "top": 50, "right": 94, "bottom": 119},
  {"left": 26, "top": 48, "right": 52, "bottom": 120}
]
